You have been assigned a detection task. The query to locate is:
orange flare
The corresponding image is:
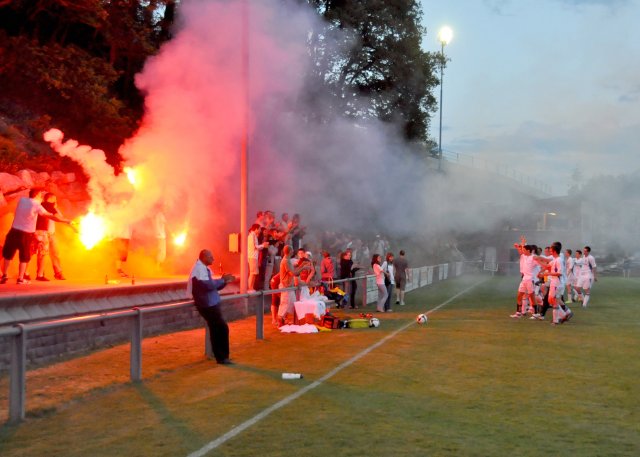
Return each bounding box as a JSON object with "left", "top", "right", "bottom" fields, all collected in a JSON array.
[
  {"left": 173, "top": 231, "right": 187, "bottom": 247},
  {"left": 78, "top": 212, "right": 107, "bottom": 249}
]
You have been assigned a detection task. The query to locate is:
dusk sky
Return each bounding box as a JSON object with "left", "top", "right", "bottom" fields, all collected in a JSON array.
[{"left": 420, "top": 0, "right": 640, "bottom": 195}]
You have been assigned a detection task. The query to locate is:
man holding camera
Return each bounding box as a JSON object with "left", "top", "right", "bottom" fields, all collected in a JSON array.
[{"left": 187, "top": 249, "right": 236, "bottom": 365}]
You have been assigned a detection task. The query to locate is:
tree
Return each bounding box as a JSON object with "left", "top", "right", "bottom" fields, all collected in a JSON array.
[
  {"left": 307, "top": 0, "right": 440, "bottom": 143},
  {"left": 0, "top": 0, "right": 176, "bottom": 158}
]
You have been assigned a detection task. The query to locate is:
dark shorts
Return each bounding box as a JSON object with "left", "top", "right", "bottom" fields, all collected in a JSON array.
[
  {"left": 395, "top": 275, "right": 407, "bottom": 290},
  {"left": 2, "top": 228, "right": 34, "bottom": 263}
]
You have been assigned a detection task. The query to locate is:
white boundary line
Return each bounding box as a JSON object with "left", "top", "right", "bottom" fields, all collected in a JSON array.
[{"left": 186, "top": 279, "right": 487, "bottom": 457}]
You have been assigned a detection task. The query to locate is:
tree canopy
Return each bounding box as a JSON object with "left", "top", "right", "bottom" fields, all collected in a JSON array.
[
  {"left": 307, "top": 0, "right": 440, "bottom": 142},
  {"left": 1, "top": 0, "right": 439, "bottom": 167}
]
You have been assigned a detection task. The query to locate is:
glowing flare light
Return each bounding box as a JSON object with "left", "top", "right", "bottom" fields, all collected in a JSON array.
[
  {"left": 124, "top": 167, "right": 137, "bottom": 186},
  {"left": 173, "top": 231, "right": 187, "bottom": 247},
  {"left": 78, "top": 212, "right": 107, "bottom": 249}
]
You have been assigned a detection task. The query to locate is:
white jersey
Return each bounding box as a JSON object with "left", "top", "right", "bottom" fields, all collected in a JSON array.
[
  {"left": 566, "top": 257, "right": 574, "bottom": 277},
  {"left": 520, "top": 254, "right": 536, "bottom": 280},
  {"left": 559, "top": 252, "right": 567, "bottom": 287},
  {"left": 549, "top": 256, "right": 563, "bottom": 287},
  {"left": 583, "top": 254, "right": 596, "bottom": 277}
]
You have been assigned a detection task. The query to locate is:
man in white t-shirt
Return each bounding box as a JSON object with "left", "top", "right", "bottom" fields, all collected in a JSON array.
[{"left": 1, "top": 189, "right": 71, "bottom": 284}]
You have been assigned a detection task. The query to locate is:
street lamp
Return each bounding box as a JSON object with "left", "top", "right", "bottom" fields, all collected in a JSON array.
[{"left": 437, "top": 26, "right": 453, "bottom": 171}]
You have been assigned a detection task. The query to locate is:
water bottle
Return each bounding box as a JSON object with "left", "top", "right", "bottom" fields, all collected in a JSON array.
[{"left": 282, "top": 373, "right": 303, "bottom": 379}]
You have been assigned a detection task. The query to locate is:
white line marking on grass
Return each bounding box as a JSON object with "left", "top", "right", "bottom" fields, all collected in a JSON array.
[{"left": 186, "top": 279, "right": 487, "bottom": 457}]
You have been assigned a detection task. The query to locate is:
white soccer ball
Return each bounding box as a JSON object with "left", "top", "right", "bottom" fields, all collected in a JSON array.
[
  {"left": 369, "top": 317, "right": 380, "bottom": 328},
  {"left": 416, "top": 313, "right": 428, "bottom": 324}
]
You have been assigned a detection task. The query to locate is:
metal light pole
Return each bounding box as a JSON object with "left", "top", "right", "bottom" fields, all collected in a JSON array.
[
  {"left": 239, "top": 0, "right": 249, "bottom": 293},
  {"left": 437, "top": 26, "right": 453, "bottom": 172}
]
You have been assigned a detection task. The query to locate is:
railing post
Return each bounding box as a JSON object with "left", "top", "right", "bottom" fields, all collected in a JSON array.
[
  {"left": 9, "top": 324, "right": 27, "bottom": 424},
  {"left": 256, "top": 292, "right": 264, "bottom": 340},
  {"left": 361, "top": 276, "right": 367, "bottom": 307},
  {"left": 130, "top": 308, "right": 142, "bottom": 382}
]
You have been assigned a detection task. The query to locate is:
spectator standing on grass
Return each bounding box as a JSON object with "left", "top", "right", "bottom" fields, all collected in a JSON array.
[
  {"left": 340, "top": 250, "right": 361, "bottom": 309},
  {"left": 278, "top": 245, "right": 310, "bottom": 326},
  {"left": 382, "top": 252, "right": 395, "bottom": 312},
  {"left": 187, "top": 249, "right": 235, "bottom": 365},
  {"left": 263, "top": 229, "right": 279, "bottom": 290},
  {"left": 269, "top": 272, "right": 281, "bottom": 327},
  {"left": 394, "top": 250, "right": 410, "bottom": 306},
  {"left": 1, "top": 188, "right": 72, "bottom": 285},
  {"left": 372, "top": 253, "right": 388, "bottom": 313}
]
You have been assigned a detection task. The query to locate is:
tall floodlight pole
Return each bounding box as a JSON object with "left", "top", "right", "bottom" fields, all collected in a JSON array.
[
  {"left": 437, "top": 26, "right": 453, "bottom": 172},
  {"left": 239, "top": 0, "right": 249, "bottom": 293}
]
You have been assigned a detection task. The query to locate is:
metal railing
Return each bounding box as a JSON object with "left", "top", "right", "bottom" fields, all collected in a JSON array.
[{"left": 1, "top": 261, "right": 474, "bottom": 424}]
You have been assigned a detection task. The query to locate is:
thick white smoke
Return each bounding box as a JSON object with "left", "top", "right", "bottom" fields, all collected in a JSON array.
[{"left": 46, "top": 0, "right": 545, "bottom": 271}]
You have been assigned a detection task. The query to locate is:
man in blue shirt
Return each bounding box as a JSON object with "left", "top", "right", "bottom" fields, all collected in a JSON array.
[{"left": 187, "top": 249, "right": 235, "bottom": 364}]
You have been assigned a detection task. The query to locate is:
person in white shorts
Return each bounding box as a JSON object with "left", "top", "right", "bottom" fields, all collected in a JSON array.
[
  {"left": 578, "top": 246, "right": 597, "bottom": 307},
  {"left": 511, "top": 243, "right": 543, "bottom": 318},
  {"left": 546, "top": 244, "right": 567, "bottom": 325},
  {"left": 564, "top": 249, "right": 575, "bottom": 303}
]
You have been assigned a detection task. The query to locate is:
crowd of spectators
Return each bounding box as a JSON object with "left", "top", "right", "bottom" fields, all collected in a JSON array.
[{"left": 249, "top": 210, "right": 410, "bottom": 325}]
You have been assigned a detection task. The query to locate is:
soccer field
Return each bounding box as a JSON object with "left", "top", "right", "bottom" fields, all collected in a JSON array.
[{"left": 1, "top": 275, "right": 639, "bottom": 456}]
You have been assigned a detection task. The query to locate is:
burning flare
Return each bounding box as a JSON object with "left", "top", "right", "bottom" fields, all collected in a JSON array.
[
  {"left": 124, "top": 167, "right": 137, "bottom": 186},
  {"left": 78, "top": 212, "right": 107, "bottom": 249},
  {"left": 173, "top": 230, "right": 187, "bottom": 247}
]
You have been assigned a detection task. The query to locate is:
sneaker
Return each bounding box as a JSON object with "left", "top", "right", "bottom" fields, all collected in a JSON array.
[
  {"left": 400, "top": 301, "right": 405, "bottom": 306},
  {"left": 16, "top": 278, "right": 30, "bottom": 284},
  {"left": 385, "top": 309, "right": 393, "bottom": 313},
  {"left": 510, "top": 312, "right": 522, "bottom": 318},
  {"left": 54, "top": 273, "right": 66, "bottom": 280},
  {"left": 36, "top": 276, "right": 50, "bottom": 282},
  {"left": 0, "top": 275, "right": 7, "bottom": 284},
  {"left": 564, "top": 312, "right": 574, "bottom": 322},
  {"left": 23, "top": 273, "right": 31, "bottom": 280},
  {"left": 395, "top": 300, "right": 400, "bottom": 305},
  {"left": 117, "top": 269, "right": 130, "bottom": 278}
]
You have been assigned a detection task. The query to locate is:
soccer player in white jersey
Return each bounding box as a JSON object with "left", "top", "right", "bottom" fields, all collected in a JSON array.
[
  {"left": 565, "top": 249, "right": 575, "bottom": 303},
  {"left": 553, "top": 241, "right": 573, "bottom": 322},
  {"left": 546, "top": 244, "right": 568, "bottom": 325},
  {"left": 511, "top": 244, "right": 537, "bottom": 318},
  {"left": 572, "top": 250, "right": 584, "bottom": 301},
  {"left": 579, "top": 246, "right": 597, "bottom": 307}
]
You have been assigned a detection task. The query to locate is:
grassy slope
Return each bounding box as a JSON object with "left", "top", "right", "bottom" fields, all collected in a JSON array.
[{"left": 0, "top": 275, "right": 638, "bottom": 456}]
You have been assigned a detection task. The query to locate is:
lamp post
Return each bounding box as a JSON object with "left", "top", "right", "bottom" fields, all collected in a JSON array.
[
  {"left": 437, "top": 26, "right": 453, "bottom": 171},
  {"left": 239, "top": 0, "right": 249, "bottom": 293}
]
